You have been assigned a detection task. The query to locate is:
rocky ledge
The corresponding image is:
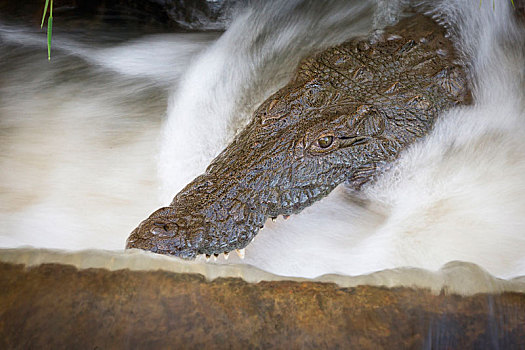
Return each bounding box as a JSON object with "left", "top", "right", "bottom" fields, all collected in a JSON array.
[{"left": 0, "top": 249, "right": 524, "bottom": 349}]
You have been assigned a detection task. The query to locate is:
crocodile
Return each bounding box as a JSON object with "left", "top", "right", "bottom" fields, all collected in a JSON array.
[{"left": 126, "top": 14, "right": 471, "bottom": 259}]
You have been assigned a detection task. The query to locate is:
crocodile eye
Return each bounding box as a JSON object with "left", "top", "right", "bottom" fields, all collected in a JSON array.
[{"left": 317, "top": 135, "right": 334, "bottom": 148}]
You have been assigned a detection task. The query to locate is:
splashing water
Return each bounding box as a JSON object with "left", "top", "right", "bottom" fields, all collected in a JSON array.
[{"left": 0, "top": 0, "right": 524, "bottom": 279}]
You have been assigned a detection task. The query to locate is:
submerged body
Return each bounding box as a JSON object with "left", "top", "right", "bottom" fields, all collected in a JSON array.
[{"left": 126, "top": 15, "right": 470, "bottom": 258}]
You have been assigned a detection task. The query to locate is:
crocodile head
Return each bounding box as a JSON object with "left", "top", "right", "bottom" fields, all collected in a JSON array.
[{"left": 126, "top": 15, "right": 470, "bottom": 259}]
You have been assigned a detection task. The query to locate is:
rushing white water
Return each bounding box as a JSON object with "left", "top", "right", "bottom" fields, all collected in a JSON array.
[{"left": 0, "top": 0, "right": 524, "bottom": 279}]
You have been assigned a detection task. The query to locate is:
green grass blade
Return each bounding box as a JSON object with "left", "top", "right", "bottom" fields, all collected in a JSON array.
[
  {"left": 41, "top": 0, "right": 50, "bottom": 29},
  {"left": 47, "top": 16, "right": 52, "bottom": 61},
  {"left": 510, "top": 0, "right": 515, "bottom": 8}
]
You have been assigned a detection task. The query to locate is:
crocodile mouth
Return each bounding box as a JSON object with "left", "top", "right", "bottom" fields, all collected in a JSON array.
[
  {"left": 195, "top": 214, "right": 292, "bottom": 261},
  {"left": 125, "top": 188, "right": 318, "bottom": 261}
]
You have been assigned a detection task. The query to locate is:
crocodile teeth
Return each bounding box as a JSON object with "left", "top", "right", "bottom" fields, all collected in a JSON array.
[
  {"left": 213, "top": 254, "right": 219, "bottom": 262},
  {"left": 205, "top": 254, "right": 211, "bottom": 262},
  {"left": 236, "top": 249, "right": 245, "bottom": 259},
  {"left": 224, "top": 252, "right": 229, "bottom": 260},
  {"left": 271, "top": 217, "right": 276, "bottom": 222}
]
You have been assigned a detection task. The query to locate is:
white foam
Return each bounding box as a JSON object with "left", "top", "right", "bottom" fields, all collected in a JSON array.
[{"left": 1, "top": 248, "right": 524, "bottom": 296}]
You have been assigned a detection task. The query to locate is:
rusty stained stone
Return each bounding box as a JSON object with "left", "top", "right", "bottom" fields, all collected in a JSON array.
[{"left": 0, "top": 262, "right": 524, "bottom": 349}]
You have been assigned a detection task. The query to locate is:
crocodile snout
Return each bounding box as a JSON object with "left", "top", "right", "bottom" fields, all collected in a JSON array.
[{"left": 126, "top": 207, "right": 203, "bottom": 259}]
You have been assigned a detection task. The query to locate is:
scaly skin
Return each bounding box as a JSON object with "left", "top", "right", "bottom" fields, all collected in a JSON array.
[{"left": 126, "top": 15, "right": 471, "bottom": 259}]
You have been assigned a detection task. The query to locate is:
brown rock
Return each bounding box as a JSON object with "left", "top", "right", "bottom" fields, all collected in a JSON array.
[{"left": 0, "top": 262, "right": 524, "bottom": 349}]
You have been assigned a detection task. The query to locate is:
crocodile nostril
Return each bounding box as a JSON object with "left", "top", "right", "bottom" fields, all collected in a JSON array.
[
  {"left": 150, "top": 222, "right": 177, "bottom": 237},
  {"left": 150, "top": 227, "right": 165, "bottom": 236},
  {"left": 153, "top": 222, "right": 172, "bottom": 232}
]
